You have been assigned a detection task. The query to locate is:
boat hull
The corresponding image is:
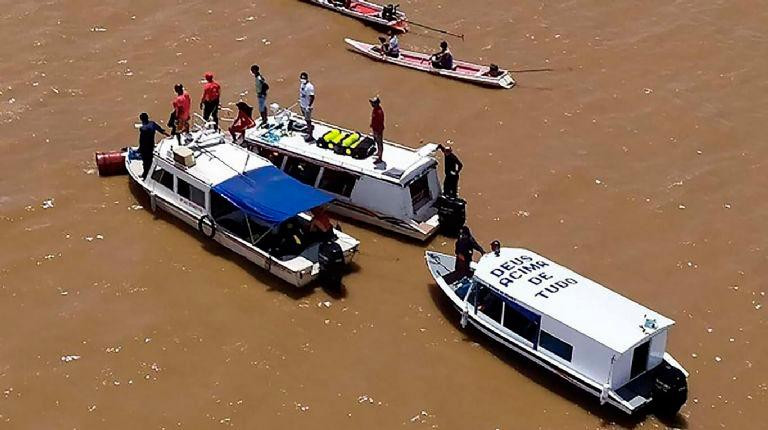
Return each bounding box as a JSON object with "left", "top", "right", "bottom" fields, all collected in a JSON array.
[
  {"left": 303, "top": 0, "right": 408, "bottom": 33},
  {"left": 346, "top": 38, "right": 515, "bottom": 89},
  {"left": 125, "top": 148, "right": 357, "bottom": 287}
]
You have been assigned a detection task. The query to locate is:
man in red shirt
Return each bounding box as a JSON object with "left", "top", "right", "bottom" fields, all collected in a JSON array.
[
  {"left": 172, "top": 84, "right": 191, "bottom": 143},
  {"left": 200, "top": 72, "right": 221, "bottom": 131},
  {"left": 370, "top": 96, "right": 385, "bottom": 164}
]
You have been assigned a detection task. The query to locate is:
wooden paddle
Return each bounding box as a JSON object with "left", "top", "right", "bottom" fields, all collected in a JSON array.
[{"left": 407, "top": 20, "right": 465, "bottom": 40}]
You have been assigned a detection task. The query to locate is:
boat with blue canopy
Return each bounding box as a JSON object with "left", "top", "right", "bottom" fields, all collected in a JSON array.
[{"left": 125, "top": 125, "right": 360, "bottom": 287}]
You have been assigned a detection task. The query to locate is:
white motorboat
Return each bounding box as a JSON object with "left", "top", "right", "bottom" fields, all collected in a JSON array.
[
  {"left": 425, "top": 248, "right": 688, "bottom": 415},
  {"left": 241, "top": 109, "right": 466, "bottom": 241},
  {"left": 125, "top": 128, "right": 360, "bottom": 287}
]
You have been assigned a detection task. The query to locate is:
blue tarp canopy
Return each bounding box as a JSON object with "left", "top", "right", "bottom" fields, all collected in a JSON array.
[{"left": 212, "top": 166, "right": 333, "bottom": 225}]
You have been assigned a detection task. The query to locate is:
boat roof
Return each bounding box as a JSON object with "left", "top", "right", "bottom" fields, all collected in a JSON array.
[
  {"left": 155, "top": 132, "right": 271, "bottom": 186},
  {"left": 155, "top": 132, "right": 332, "bottom": 225},
  {"left": 244, "top": 114, "right": 438, "bottom": 185},
  {"left": 473, "top": 248, "right": 675, "bottom": 353}
]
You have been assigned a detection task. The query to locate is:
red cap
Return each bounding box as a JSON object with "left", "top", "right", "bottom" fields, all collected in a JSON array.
[{"left": 204, "top": 72, "right": 214, "bottom": 81}]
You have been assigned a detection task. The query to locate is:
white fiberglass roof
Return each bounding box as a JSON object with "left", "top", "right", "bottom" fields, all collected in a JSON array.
[
  {"left": 473, "top": 248, "right": 675, "bottom": 353},
  {"left": 243, "top": 113, "right": 438, "bottom": 185},
  {"left": 155, "top": 130, "right": 272, "bottom": 187}
]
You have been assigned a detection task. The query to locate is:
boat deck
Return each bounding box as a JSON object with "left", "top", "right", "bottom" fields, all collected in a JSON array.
[
  {"left": 244, "top": 113, "right": 438, "bottom": 185},
  {"left": 615, "top": 367, "right": 657, "bottom": 409}
]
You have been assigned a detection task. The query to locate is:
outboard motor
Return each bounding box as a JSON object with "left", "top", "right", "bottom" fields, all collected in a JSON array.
[
  {"left": 318, "top": 240, "right": 345, "bottom": 288},
  {"left": 381, "top": 4, "right": 397, "bottom": 21},
  {"left": 436, "top": 194, "right": 467, "bottom": 237},
  {"left": 652, "top": 361, "right": 688, "bottom": 417}
]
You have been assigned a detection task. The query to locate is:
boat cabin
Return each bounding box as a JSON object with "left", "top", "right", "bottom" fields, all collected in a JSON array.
[
  {"left": 426, "top": 248, "right": 688, "bottom": 414},
  {"left": 242, "top": 111, "right": 444, "bottom": 240},
  {"left": 126, "top": 130, "right": 360, "bottom": 287}
]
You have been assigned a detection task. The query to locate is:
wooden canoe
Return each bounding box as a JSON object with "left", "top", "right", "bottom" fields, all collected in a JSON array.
[
  {"left": 345, "top": 38, "right": 515, "bottom": 89},
  {"left": 303, "top": 0, "right": 408, "bottom": 33}
]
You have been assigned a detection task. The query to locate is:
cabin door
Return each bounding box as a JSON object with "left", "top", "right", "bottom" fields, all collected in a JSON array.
[{"left": 630, "top": 341, "right": 651, "bottom": 379}]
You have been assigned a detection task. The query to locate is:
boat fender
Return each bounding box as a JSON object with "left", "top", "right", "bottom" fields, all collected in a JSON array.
[{"left": 197, "top": 214, "right": 217, "bottom": 239}]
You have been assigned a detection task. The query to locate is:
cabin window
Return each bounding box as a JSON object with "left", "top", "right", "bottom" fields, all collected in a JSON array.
[
  {"left": 256, "top": 146, "right": 285, "bottom": 168},
  {"left": 502, "top": 301, "right": 540, "bottom": 344},
  {"left": 540, "top": 331, "right": 573, "bottom": 362},
  {"left": 151, "top": 167, "right": 174, "bottom": 191},
  {"left": 630, "top": 341, "right": 650, "bottom": 379},
  {"left": 476, "top": 286, "right": 503, "bottom": 323},
  {"left": 177, "top": 178, "right": 206, "bottom": 208},
  {"left": 409, "top": 174, "right": 431, "bottom": 212},
  {"left": 284, "top": 156, "right": 321, "bottom": 186},
  {"left": 318, "top": 168, "right": 358, "bottom": 197}
]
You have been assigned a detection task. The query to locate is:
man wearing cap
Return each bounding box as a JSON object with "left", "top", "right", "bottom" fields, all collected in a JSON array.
[
  {"left": 251, "top": 65, "right": 270, "bottom": 127},
  {"left": 370, "top": 96, "right": 385, "bottom": 164},
  {"left": 438, "top": 144, "right": 463, "bottom": 197},
  {"left": 200, "top": 73, "right": 221, "bottom": 131},
  {"left": 298, "top": 71, "right": 315, "bottom": 141}
]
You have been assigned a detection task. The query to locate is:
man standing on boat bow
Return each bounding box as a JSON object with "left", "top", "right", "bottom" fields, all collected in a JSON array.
[
  {"left": 370, "top": 96, "right": 385, "bottom": 164},
  {"left": 438, "top": 144, "right": 463, "bottom": 197},
  {"left": 251, "top": 65, "right": 269, "bottom": 127},
  {"left": 138, "top": 112, "right": 169, "bottom": 180}
]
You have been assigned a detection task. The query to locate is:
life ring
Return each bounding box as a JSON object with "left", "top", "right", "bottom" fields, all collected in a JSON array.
[{"left": 197, "top": 214, "right": 216, "bottom": 239}]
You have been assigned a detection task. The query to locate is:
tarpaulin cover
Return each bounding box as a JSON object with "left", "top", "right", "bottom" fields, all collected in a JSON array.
[{"left": 212, "top": 166, "right": 333, "bottom": 225}]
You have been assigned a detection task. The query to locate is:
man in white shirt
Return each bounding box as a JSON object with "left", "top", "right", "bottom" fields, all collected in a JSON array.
[{"left": 298, "top": 71, "right": 315, "bottom": 141}]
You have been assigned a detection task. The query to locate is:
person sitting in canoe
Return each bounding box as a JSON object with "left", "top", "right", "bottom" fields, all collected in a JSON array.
[
  {"left": 229, "top": 101, "right": 256, "bottom": 143},
  {"left": 483, "top": 64, "right": 504, "bottom": 77},
  {"left": 430, "top": 41, "right": 454, "bottom": 70},
  {"left": 373, "top": 31, "right": 400, "bottom": 58}
]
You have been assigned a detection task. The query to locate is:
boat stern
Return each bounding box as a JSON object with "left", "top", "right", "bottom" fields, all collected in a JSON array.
[{"left": 499, "top": 72, "right": 516, "bottom": 89}]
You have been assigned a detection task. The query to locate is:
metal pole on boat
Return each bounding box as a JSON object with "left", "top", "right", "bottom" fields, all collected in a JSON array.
[{"left": 406, "top": 20, "right": 464, "bottom": 40}]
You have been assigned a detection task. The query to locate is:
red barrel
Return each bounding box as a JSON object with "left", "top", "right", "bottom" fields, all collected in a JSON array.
[{"left": 95, "top": 150, "right": 128, "bottom": 176}]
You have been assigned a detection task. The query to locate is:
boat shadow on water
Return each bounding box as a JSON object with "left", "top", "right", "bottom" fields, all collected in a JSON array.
[
  {"left": 426, "top": 283, "right": 689, "bottom": 429},
  {"left": 128, "top": 180, "right": 356, "bottom": 300}
]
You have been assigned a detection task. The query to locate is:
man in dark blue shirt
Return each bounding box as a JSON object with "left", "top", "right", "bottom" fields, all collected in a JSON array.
[{"left": 138, "top": 112, "right": 169, "bottom": 179}]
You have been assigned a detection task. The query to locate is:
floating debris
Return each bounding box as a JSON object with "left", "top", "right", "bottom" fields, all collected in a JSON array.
[
  {"left": 61, "top": 355, "right": 81, "bottom": 362},
  {"left": 714, "top": 356, "right": 722, "bottom": 363},
  {"left": 261, "top": 38, "right": 271, "bottom": 45},
  {"left": 235, "top": 36, "right": 248, "bottom": 42},
  {"left": 41, "top": 198, "right": 54, "bottom": 209},
  {"left": 90, "top": 26, "right": 107, "bottom": 32}
]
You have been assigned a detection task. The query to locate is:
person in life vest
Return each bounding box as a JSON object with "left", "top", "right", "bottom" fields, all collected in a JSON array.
[
  {"left": 229, "top": 101, "right": 256, "bottom": 143},
  {"left": 172, "top": 84, "right": 191, "bottom": 143},
  {"left": 200, "top": 72, "right": 221, "bottom": 131},
  {"left": 431, "top": 41, "right": 454, "bottom": 70}
]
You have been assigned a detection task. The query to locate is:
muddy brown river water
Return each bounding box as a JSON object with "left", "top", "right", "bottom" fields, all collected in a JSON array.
[{"left": 1, "top": 0, "right": 767, "bottom": 428}]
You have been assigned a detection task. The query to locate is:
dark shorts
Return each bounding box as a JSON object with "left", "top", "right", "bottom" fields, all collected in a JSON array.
[{"left": 202, "top": 99, "right": 219, "bottom": 123}]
